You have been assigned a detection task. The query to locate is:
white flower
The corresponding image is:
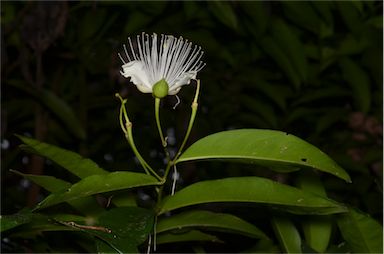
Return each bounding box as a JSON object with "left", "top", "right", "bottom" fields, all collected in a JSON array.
[{"left": 118, "top": 33, "right": 205, "bottom": 96}]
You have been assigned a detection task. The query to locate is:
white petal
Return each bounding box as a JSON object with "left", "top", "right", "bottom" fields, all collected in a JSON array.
[
  {"left": 168, "top": 71, "right": 197, "bottom": 95},
  {"left": 121, "top": 61, "right": 152, "bottom": 93}
]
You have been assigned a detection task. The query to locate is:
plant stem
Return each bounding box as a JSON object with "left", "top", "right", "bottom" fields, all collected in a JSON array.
[
  {"left": 156, "top": 80, "right": 201, "bottom": 206},
  {"left": 154, "top": 97, "right": 170, "bottom": 162},
  {"left": 116, "top": 94, "right": 162, "bottom": 181},
  {"left": 155, "top": 98, "right": 167, "bottom": 147},
  {"left": 175, "top": 79, "right": 200, "bottom": 160}
]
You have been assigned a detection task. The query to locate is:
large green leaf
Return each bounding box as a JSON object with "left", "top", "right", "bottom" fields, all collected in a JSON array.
[
  {"left": 10, "top": 170, "right": 104, "bottom": 215},
  {"left": 271, "top": 216, "right": 302, "bottom": 253},
  {"left": 1, "top": 211, "right": 83, "bottom": 234},
  {"left": 159, "top": 177, "right": 347, "bottom": 215},
  {"left": 93, "top": 207, "right": 153, "bottom": 253},
  {"left": 35, "top": 172, "right": 160, "bottom": 210},
  {"left": 337, "top": 208, "right": 383, "bottom": 253},
  {"left": 156, "top": 210, "right": 268, "bottom": 239},
  {"left": 296, "top": 172, "right": 332, "bottom": 253},
  {"left": 10, "top": 169, "right": 70, "bottom": 192},
  {"left": 0, "top": 210, "right": 40, "bottom": 232},
  {"left": 177, "top": 129, "right": 351, "bottom": 182},
  {"left": 58, "top": 207, "right": 153, "bottom": 253},
  {"left": 17, "top": 135, "right": 108, "bottom": 179}
]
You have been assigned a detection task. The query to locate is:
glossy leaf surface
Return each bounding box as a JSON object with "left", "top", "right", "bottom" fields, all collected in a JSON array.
[
  {"left": 17, "top": 135, "right": 108, "bottom": 179},
  {"left": 10, "top": 169, "right": 70, "bottom": 192},
  {"left": 59, "top": 207, "right": 153, "bottom": 253},
  {"left": 157, "top": 210, "right": 268, "bottom": 239},
  {"left": 0, "top": 210, "right": 39, "bottom": 232},
  {"left": 297, "top": 172, "right": 332, "bottom": 252},
  {"left": 160, "top": 177, "right": 347, "bottom": 215},
  {"left": 337, "top": 208, "right": 383, "bottom": 253},
  {"left": 10, "top": 170, "right": 104, "bottom": 215},
  {"left": 35, "top": 172, "right": 160, "bottom": 210},
  {"left": 177, "top": 129, "right": 351, "bottom": 182},
  {"left": 271, "top": 216, "right": 302, "bottom": 253}
]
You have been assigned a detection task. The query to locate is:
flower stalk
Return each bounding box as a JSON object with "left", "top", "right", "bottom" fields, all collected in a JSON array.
[
  {"left": 175, "top": 79, "right": 200, "bottom": 159},
  {"left": 116, "top": 93, "right": 162, "bottom": 181},
  {"left": 154, "top": 97, "right": 171, "bottom": 164}
]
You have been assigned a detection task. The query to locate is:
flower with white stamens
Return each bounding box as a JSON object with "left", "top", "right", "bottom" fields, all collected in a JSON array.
[{"left": 118, "top": 33, "right": 205, "bottom": 98}]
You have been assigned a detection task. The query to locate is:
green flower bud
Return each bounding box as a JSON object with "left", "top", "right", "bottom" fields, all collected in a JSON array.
[{"left": 152, "top": 79, "right": 169, "bottom": 98}]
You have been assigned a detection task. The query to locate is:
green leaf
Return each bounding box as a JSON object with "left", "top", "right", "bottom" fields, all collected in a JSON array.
[
  {"left": 260, "top": 37, "right": 301, "bottom": 89},
  {"left": 10, "top": 169, "right": 70, "bottom": 192},
  {"left": 156, "top": 230, "right": 220, "bottom": 244},
  {"left": 157, "top": 210, "right": 268, "bottom": 239},
  {"left": 98, "top": 207, "right": 154, "bottom": 245},
  {"left": 40, "top": 89, "right": 86, "bottom": 139},
  {"left": 160, "top": 177, "right": 347, "bottom": 215},
  {"left": 337, "top": 207, "right": 383, "bottom": 253},
  {"left": 110, "top": 192, "right": 137, "bottom": 207},
  {"left": 208, "top": 1, "right": 237, "bottom": 30},
  {"left": 78, "top": 9, "right": 107, "bottom": 41},
  {"left": 177, "top": 129, "right": 351, "bottom": 182},
  {"left": 311, "top": 1, "right": 334, "bottom": 27},
  {"left": 253, "top": 81, "right": 289, "bottom": 111},
  {"left": 35, "top": 172, "right": 160, "bottom": 210},
  {"left": 338, "top": 1, "right": 363, "bottom": 34},
  {"left": 315, "top": 109, "right": 348, "bottom": 134},
  {"left": 95, "top": 239, "right": 123, "bottom": 254},
  {"left": 338, "top": 35, "right": 369, "bottom": 56},
  {"left": 0, "top": 210, "right": 38, "bottom": 232},
  {"left": 297, "top": 172, "right": 332, "bottom": 253},
  {"left": 240, "top": 2, "right": 269, "bottom": 37},
  {"left": 59, "top": 207, "right": 153, "bottom": 253},
  {"left": 292, "top": 87, "right": 348, "bottom": 107},
  {"left": 339, "top": 57, "right": 371, "bottom": 113},
  {"left": 0, "top": 211, "right": 82, "bottom": 234},
  {"left": 9, "top": 80, "right": 85, "bottom": 139},
  {"left": 271, "top": 216, "right": 302, "bottom": 253},
  {"left": 245, "top": 239, "right": 281, "bottom": 253},
  {"left": 17, "top": 135, "right": 108, "bottom": 179},
  {"left": 281, "top": 2, "right": 322, "bottom": 35},
  {"left": 271, "top": 19, "right": 308, "bottom": 82},
  {"left": 10, "top": 170, "right": 104, "bottom": 215},
  {"left": 240, "top": 95, "right": 278, "bottom": 128}
]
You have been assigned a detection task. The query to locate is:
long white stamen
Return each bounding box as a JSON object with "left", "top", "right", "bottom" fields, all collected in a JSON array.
[
  {"left": 128, "top": 37, "right": 137, "bottom": 61},
  {"left": 168, "top": 43, "right": 195, "bottom": 85},
  {"left": 151, "top": 34, "right": 158, "bottom": 82},
  {"left": 164, "top": 36, "right": 178, "bottom": 80},
  {"left": 187, "top": 51, "right": 204, "bottom": 73},
  {"left": 168, "top": 37, "right": 188, "bottom": 79},
  {"left": 167, "top": 40, "right": 191, "bottom": 84},
  {"left": 118, "top": 53, "right": 126, "bottom": 64},
  {"left": 123, "top": 44, "right": 130, "bottom": 62}
]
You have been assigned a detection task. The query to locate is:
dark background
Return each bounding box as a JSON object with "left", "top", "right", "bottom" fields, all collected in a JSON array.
[{"left": 1, "top": 1, "right": 382, "bottom": 251}]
